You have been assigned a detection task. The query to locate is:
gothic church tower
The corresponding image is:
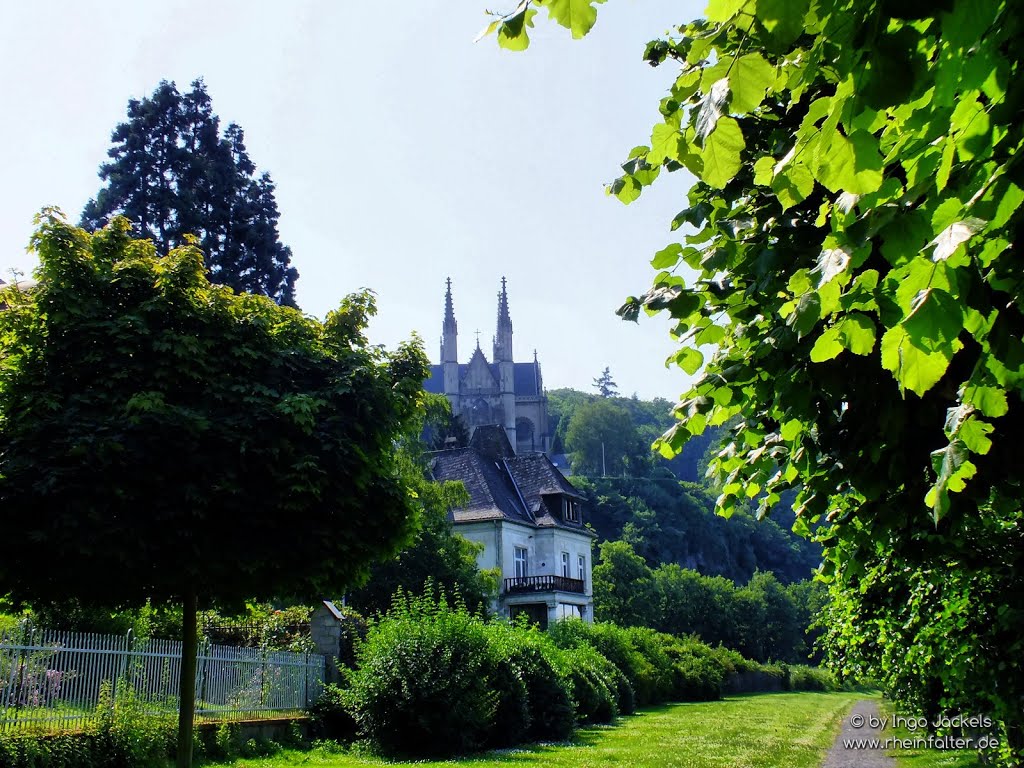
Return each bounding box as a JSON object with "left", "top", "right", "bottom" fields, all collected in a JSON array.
[{"left": 427, "top": 278, "right": 551, "bottom": 454}]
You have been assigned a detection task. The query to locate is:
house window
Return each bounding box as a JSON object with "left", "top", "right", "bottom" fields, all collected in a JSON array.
[
  {"left": 514, "top": 546, "right": 528, "bottom": 579},
  {"left": 561, "top": 551, "right": 570, "bottom": 578},
  {"left": 577, "top": 554, "right": 586, "bottom": 583},
  {"left": 561, "top": 497, "right": 580, "bottom": 523},
  {"left": 557, "top": 603, "right": 583, "bottom": 621}
]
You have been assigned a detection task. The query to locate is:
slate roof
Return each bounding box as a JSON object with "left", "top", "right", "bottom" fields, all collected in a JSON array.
[
  {"left": 424, "top": 361, "right": 542, "bottom": 396},
  {"left": 429, "top": 448, "right": 534, "bottom": 525},
  {"left": 429, "top": 429, "right": 589, "bottom": 533}
]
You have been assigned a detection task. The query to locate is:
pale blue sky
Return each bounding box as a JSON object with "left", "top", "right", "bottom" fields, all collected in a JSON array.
[{"left": 0, "top": 1, "right": 706, "bottom": 400}]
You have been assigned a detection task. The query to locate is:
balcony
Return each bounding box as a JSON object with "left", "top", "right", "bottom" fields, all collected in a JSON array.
[{"left": 504, "top": 575, "right": 585, "bottom": 595}]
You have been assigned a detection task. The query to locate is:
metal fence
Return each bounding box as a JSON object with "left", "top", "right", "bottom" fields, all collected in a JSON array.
[{"left": 0, "top": 625, "right": 325, "bottom": 734}]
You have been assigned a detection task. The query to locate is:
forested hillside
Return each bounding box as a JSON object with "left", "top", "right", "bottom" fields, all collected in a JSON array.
[{"left": 549, "top": 387, "right": 820, "bottom": 584}]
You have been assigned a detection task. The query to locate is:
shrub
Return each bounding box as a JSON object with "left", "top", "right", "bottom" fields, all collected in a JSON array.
[
  {"left": 549, "top": 620, "right": 662, "bottom": 707},
  {"left": 555, "top": 645, "right": 618, "bottom": 724},
  {"left": 309, "top": 682, "right": 357, "bottom": 743},
  {"left": 661, "top": 636, "right": 728, "bottom": 701},
  {"left": 345, "top": 590, "right": 498, "bottom": 758},
  {"left": 788, "top": 665, "right": 839, "bottom": 692},
  {"left": 483, "top": 622, "right": 575, "bottom": 745}
]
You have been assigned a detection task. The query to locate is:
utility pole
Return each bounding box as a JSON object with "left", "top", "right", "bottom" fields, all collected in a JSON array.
[{"left": 602, "top": 442, "right": 606, "bottom": 477}]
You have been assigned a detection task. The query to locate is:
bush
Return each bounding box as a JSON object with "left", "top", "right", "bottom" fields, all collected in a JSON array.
[
  {"left": 345, "top": 591, "right": 498, "bottom": 758},
  {"left": 548, "top": 620, "right": 663, "bottom": 707},
  {"left": 788, "top": 665, "right": 839, "bottom": 692},
  {"left": 555, "top": 645, "right": 619, "bottom": 724},
  {"left": 625, "top": 627, "right": 677, "bottom": 702},
  {"left": 309, "top": 682, "right": 357, "bottom": 743},
  {"left": 0, "top": 686, "right": 178, "bottom": 768},
  {"left": 661, "top": 636, "right": 728, "bottom": 701},
  {"left": 484, "top": 622, "right": 574, "bottom": 744}
]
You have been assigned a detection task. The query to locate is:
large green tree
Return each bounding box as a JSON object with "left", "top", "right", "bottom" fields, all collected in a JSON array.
[
  {"left": 484, "top": 0, "right": 1023, "bottom": 759},
  {"left": 564, "top": 398, "right": 645, "bottom": 475},
  {"left": 0, "top": 211, "right": 428, "bottom": 767},
  {"left": 81, "top": 80, "right": 298, "bottom": 305}
]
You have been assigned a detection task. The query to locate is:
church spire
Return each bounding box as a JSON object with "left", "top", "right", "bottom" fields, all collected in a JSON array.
[
  {"left": 441, "top": 277, "right": 458, "bottom": 364},
  {"left": 494, "top": 276, "right": 513, "bottom": 363}
]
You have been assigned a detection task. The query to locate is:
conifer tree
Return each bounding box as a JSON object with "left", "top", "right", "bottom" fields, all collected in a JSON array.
[{"left": 81, "top": 79, "right": 298, "bottom": 306}]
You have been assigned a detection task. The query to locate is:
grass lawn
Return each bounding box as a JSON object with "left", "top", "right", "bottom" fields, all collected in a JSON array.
[{"left": 214, "top": 691, "right": 865, "bottom": 768}]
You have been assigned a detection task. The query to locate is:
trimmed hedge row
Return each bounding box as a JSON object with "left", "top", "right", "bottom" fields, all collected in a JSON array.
[{"left": 319, "top": 591, "right": 850, "bottom": 758}]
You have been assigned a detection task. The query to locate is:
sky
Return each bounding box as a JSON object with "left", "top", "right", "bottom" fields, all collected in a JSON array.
[{"left": 0, "top": 0, "right": 707, "bottom": 401}]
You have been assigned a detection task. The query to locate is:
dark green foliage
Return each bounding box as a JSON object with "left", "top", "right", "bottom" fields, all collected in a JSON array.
[
  {"left": 345, "top": 446, "right": 489, "bottom": 616},
  {"left": 0, "top": 212, "right": 428, "bottom": 609},
  {"left": 565, "top": 399, "right": 645, "bottom": 476},
  {"left": 0, "top": 688, "right": 178, "bottom": 768},
  {"left": 661, "top": 636, "right": 727, "bottom": 702},
  {"left": 546, "top": 387, "right": 721, "bottom": 483},
  {"left": 81, "top": 80, "right": 297, "bottom": 305},
  {"left": 0, "top": 213, "right": 428, "bottom": 768},
  {"left": 787, "top": 666, "right": 840, "bottom": 693},
  {"left": 345, "top": 591, "right": 497, "bottom": 758},
  {"left": 483, "top": 622, "right": 575, "bottom": 744},
  {"left": 592, "top": 366, "right": 618, "bottom": 398},
  {"left": 308, "top": 683, "right": 357, "bottom": 743},
  {"left": 548, "top": 620, "right": 661, "bottom": 707},
  {"left": 592, "top": 540, "right": 659, "bottom": 628},
  {"left": 578, "top": 477, "right": 821, "bottom": 585},
  {"left": 594, "top": 540, "right": 814, "bottom": 664},
  {"left": 490, "top": 1, "right": 1024, "bottom": 759},
  {"left": 554, "top": 645, "right": 618, "bottom": 724}
]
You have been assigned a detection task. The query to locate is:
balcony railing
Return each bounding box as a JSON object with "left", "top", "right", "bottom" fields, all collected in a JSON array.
[{"left": 504, "top": 575, "right": 585, "bottom": 595}]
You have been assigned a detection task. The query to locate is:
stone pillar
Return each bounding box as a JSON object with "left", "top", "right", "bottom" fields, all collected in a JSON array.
[{"left": 310, "top": 601, "right": 344, "bottom": 684}]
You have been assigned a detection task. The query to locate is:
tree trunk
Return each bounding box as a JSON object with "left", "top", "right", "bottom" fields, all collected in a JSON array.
[{"left": 176, "top": 589, "right": 198, "bottom": 768}]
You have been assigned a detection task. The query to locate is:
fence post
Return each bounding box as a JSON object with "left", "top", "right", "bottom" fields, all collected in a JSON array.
[
  {"left": 195, "top": 638, "right": 209, "bottom": 721},
  {"left": 113, "top": 628, "right": 133, "bottom": 712}
]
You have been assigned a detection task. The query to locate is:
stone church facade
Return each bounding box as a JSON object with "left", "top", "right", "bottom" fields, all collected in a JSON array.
[{"left": 424, "top": 278, "right": 552, "bottom": 454}]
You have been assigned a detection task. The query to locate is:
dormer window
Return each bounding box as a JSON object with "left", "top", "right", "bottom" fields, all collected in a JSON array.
[{"left": 561, "top": 496, "right": 580, "bottom": 523}]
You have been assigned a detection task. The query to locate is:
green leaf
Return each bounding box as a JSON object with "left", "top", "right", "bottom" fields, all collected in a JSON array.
[
  {"left": 700, "top": 117, "right": 745, "bottom": 189},
  {"left": 780, "top": 419, "right": 802, "bottom": 441},
  {"left": 809, "top": 326, "right": 843, "bottom": 362},
  {"left": 729, "top": 53, "right": 776, "bottom": 113},
  {"left": 926, "top": 439, "right": 977, "bottom": 522},
  {"left": 789, "top": 292, "right": 821, "bottom": 337},
  {"left": 772, "top": 162, "right": 815, "bottom": 210},
  {"left": 903, "top": 288, "right": 964, "bottom": 350},
  {"left": 538, "top": 0, "right": 607, "bottom": 39},
  {"left": 753, "top": 156, "right": 775, "bottom": 186},
  {"left": 837, "top": 313, "right": 877, "bottom": 355},
  {"left": 706, "top": 0, "right": 751, "bottom": 22},
  {"left": 674, "top": 346, "right": 704, "bottom": 375},
  {"left": 813, "top": 130, "right": 884, "bottom": 194},
  {"left": 881, "top": 326, "right": 954, "bottom": 396},
  {"left": 497, "top": 8, "right": 537, "bottom": 51},
  {"left": 696, "top": 79, "right": 730, "bottom": 143},
  {"left": 651, "top": 243, "right": 682, "bottom": 269},
  {"left": 958, "top": 416, "right": 994, "bottom": 454},
  {"left": 963, "top": 385, "right": 1008, "bottom": 418},
  {"left": 613, "top": 175, "right": 642, "bottom": 204},
  {"left": 936, "top": 138, "right": 955, "bottom": 192},
  {"left": 754, "top": 0, "right": 809, "bottom": 45},
  {"left": 809, "top": 314, "right": 876, "bottom": 362},
  {"left": 649, "top": 123, "right": 681, "bottom": 165}
]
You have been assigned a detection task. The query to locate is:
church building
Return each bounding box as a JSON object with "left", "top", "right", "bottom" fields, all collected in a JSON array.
[{"left": 424, "top": 278, "right": 552, "bottom": 455}]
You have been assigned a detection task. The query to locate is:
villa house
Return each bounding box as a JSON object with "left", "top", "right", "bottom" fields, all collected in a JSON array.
[{"left": 429, "top": 426, "right": 595, "bottom": 628}]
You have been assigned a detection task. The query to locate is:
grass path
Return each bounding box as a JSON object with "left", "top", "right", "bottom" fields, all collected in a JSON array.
[{"left": 220, "top": 691, "right": 865, "bottom": 768}]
